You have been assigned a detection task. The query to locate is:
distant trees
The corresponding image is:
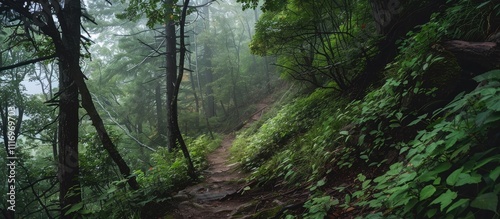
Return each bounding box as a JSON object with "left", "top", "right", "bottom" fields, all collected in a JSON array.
[{"left": 1, "top": 0, "right": 277, "bottom": 216}]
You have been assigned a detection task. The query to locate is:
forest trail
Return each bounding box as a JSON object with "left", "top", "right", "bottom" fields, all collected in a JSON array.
[{"left": 171, "top": 100, "right": 271, "bottom": 219}]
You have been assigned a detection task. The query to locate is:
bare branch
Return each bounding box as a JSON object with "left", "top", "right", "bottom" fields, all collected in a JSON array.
[
  {"left": 92, "top": 93, "right": 157, "bottom": 152},
  {"left": 0, "top": 54, "right": 57, "bottom": 71}
]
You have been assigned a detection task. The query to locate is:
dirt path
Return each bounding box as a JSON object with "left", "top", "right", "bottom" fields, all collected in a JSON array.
[{"left": 171, "top": 102, "right": 270, "bottom": 219}]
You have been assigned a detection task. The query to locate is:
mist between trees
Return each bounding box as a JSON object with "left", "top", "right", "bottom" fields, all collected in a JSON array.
[
  {"left": 0, "top": 0, "right": 277, "bottom": 217},
  {"left": 1, "top": 0, "right": 499, "bottom": 218}
]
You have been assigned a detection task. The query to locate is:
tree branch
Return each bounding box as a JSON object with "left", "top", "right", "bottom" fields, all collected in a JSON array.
[
  {"left": 92, "top": 94, "right": 157, "bottom": 152},
  {"left": 0, "top": 54, "right": 57, "bottom": 71}
]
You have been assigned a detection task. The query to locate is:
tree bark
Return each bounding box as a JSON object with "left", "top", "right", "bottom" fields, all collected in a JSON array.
[
  {"left": 155, "top": 83, "right": 167, "bottom": 146},
  {"left": 175, "top": 0, "right": 197, "bottom": 180},
  {"left": 165, "top": 0, "right": 177, "bottom": 152},
  {"left": 202, "top": 2, "right": 216, "bottom": 118},
  {"left": 57, "top": 0, "right": 82, "bottom": 217},
  {"left": 188, "top": 59, "right": 200, "bottom": 131},
  {"left": 73, "top": 70, "right": 140, "bottom": 190},
  {"left": 1, "top": 1, "right": 141, "bottom": 217},
  {"left": 204, "top": 46, "right": 216, "bottom": 117}
]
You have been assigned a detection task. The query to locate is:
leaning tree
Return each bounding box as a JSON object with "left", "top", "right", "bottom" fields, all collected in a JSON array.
[{"left": 0, "top": 0, "right": 139, "bottom": 217}]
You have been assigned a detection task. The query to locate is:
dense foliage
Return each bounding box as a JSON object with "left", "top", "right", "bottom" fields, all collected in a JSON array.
[
  {"left": 1, "top": 0, "right": 499, "bottom": 218},
  {"left": 231, "top": 0, "right": 500, "bottom": 218}
]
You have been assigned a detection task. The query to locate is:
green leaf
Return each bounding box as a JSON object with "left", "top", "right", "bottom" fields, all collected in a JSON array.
[
  {"left": 362, "top": 180, "right": 372, "bottom": 189},
  {"left": 433, "top": 177, "right": 441, "bottom": 185},
  {"left": 420, "top": 185, "right": 436, "bottom": 201},
  {"left": 419, "top": 162, "right": 452, "bottom": 182},
  {"left": 462, "top": 211, "right": 476, "bottom": 219},
  {"left": 486, "top": 99, "right": 500, "bottom": 111},
  {"left": 477, "top": 111, "right": 500, "bottom": 126},
  {"left": 357, "top": 174, "right": 366, "bottom": 182},
  {"left": 445, "top": 131, "right": 466, "bottom": 150},
  {"left": 65, "top": 202, "right": 83, "bottom": 215},
  {"left": 107, "top": 186, "right": 117, "bottom": 194},
  {"left": 317, "top": 179, "right": 326, "bottom": 187},
  {"left": 446, "top": 167, "right": 464, "bottom": 186},
  {"left": 339, "top": 130, "right": 349, "bottom": 135},
  {"left": 470, "top": 192, "right": 498, "bottom": 213},
  {"left": 395, "top": 112, "right": 403, "bottom": 120},
  {"left": 358, "top": 134, "right": 366, "bottom": 145},
  {"left": 473, "top": 154, "right": 500, "bottom": 170},
  {"left": 79, "top": 209, "right": 93, "bottom": 215},
  {"left": 477, "top": 1, "right": 491, "bottom": 9},
  {"left": 387, "top": 163, "right": 403, "bottom": 176},
  {"left": 408, "top": 113, "right": 428, "bottom": 126},
  {"left": 399, "top": 172, "right": 417, "bottom": 184},
  {"left": 489, "top": 166, "right": 500, "bottom": 181},
  {"left": 434, "top": 162, "right": 452, "bottom": 173},
  {"left": 446, "top": 198, "right": 469, "bottom": 213},
  {"left": 426, "top": 208, "right": 437, "bottom": 218},
  {"left": 473, "top": 69, "right": 500, "bottom": 82},
  {"left": 455, "top": 173, "right": 482, "bottom": 186},
  {"left": 431, "top": 189, "right": 457, "bottom": 211}
]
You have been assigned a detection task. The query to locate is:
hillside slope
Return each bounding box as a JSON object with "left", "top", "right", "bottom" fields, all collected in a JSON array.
[{"left": 230, "top": 1, "right": 500, "bottom": 218}]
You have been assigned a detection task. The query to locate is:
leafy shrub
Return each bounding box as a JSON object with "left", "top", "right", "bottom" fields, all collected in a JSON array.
[
  {"left": 356, "top": 70, "right": 500, "bottom": 218},
  {"left": 81, "top": 134, "right": 222, "bottom": 218},
  {"left": 303, "top": 196, "right": 339, "bottom": 219},
  {"left": 232, "top": 88, "right": 355, "bottom": 186}
]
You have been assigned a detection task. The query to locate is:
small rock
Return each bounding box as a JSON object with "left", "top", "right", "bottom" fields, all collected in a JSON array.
[{"left": 172, "top": 193, "right": 190, "bottom": 201}]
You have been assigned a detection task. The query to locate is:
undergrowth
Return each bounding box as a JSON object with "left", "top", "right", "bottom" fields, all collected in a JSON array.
[
  {"left": 231, "top": 88, "right": 351, "bottom": 187},
  {"left": 77, "top": 134, "right": 222, "bottom": 218},
  {"left": 231, "top": 0, "right": 500, "bottom": 218}
]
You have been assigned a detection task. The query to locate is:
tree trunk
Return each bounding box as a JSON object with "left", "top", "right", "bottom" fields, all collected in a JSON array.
[
  {"left": 369, "top": 0, "right": 402, "bottom": 34},
  {"left": 57, "top": 0, "right": 82, "bottom": 217},
  {"left": 58, "top": 0, "right": 140, "bottom": 195},
  {"left": 175, "top": 0, "right": 197, "bottom": 180},
  {"left": 155, "top": 83, "right": 167, "bottom": 146},
  {"left": 188, "top": 59, "right": 201, "bottom": 131},
  {"left": 204, "top": 46, "right": 216, "bottom": 117},
  {"left": 165, "top": 0, "right": 177, "bottom": 151},
  {"left": 74, "top": 71, "right": 140, "bottom": 190},
  {"left": 57, "top": 72, "right": 80, "bottom": 219},
  {"left": 202, "top": 2, "right": 216, "bottom": 118},
  {"left": 193, "top": 24, "right": 214, "bottom": 138}
]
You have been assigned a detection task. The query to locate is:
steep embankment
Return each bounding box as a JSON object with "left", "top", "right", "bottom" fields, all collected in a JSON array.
[{"left": 226, "top": 1, "right": 500, "bottom": 218}]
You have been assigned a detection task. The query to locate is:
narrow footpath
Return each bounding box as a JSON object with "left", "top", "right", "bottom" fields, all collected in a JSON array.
[{"left": 171, "top": 102, "right": 270, "bottom": 218}]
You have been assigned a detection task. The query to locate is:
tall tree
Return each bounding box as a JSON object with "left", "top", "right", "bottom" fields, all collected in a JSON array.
[
  {"left": 0, "top": 1, "right": 140, "bottom": 217},
  {"left": 173, "top": 0, "right": 196, "bottom": 179},
  {"left": 165, "top": 0, "right": 177, "bottom": 152},
  {"left": 120, "top": 0, "right": 198, "bottom": 178}
]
